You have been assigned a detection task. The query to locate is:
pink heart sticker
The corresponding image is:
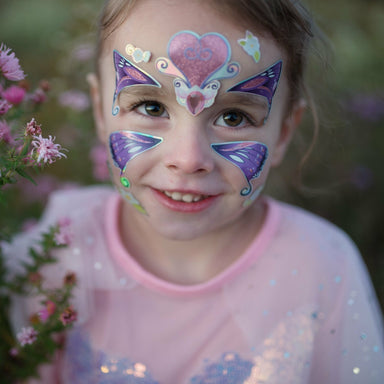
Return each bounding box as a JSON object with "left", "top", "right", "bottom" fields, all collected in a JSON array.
[{"left": 168, "top": 32, "right": 230, "bottom": 87}]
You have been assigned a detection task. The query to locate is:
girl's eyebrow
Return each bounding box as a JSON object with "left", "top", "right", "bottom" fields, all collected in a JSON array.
[
  {"left": 218, "top": 92, "right": 269, "bottom": 109},
  {"left": 118, "top": 85, "right": 170, "bottom": 99}
]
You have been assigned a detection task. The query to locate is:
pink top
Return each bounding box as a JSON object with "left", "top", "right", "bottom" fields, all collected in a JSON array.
[
  {"left": 6, "top": 186, "right": 384, "bottom": 384},
  {"left": 106, "top": 188, "right": 281, "bottom": 298}
]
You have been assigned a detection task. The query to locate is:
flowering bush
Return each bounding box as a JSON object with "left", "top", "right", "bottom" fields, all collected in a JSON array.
[{"left": 0, "top": 43, "right": 76, "bottom": 381}]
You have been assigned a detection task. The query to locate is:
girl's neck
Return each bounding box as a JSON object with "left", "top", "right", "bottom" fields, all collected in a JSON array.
[{"left": 118, "top": 199, "right": 267, "bottom": 286}]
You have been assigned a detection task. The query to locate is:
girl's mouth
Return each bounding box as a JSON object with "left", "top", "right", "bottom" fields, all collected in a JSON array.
[
  {"left": 152, "top": 189, "right": 219, "bottom": 213},
  {"left": 162, "top": 190, "right": 208, "bottom": 203}
]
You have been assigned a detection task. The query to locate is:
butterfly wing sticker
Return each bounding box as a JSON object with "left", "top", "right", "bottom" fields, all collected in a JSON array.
[
  {"left": 211, "top": 141, "right": 268, "bottom": 196},
  {"left": 109, "top": 131, "right": 163, "bottom": 174}
]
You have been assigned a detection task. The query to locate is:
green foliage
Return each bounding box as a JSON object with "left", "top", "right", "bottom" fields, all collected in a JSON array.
[{"left": 0, "top": 225, "right": 76, "bottom": 380}]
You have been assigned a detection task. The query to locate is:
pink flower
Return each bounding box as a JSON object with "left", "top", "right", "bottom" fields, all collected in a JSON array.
[
  {"left": 16, "top": 326, "right": 38, "bottom": 346},
  {"left": 0, "top": 99, "right": 12, "bottom": 115},
  {"left": 25, "top": 117, "right": 42, "bottom": 136},
  {"left": 2, "top": 85, "right": 26, "bottom": 105},
  {"left": 18, "top": 174, "right": 58, "bottom": 203},
  {"left": 58, "top": 90, "right": 90, "bottom": 111},
  {"left": 9, "top": 348, "right": 18, "bottom": 357},
  {"left": 0, "top": 43, "right": 25, "bottom": 81},
  {"left": 54, "top": 217, "right": 73, "bottom": 245},
  {"left": 31, "top": 88, "right": 46, "bottom": 104},
  {"left": 71, "top": 43, "right": 94, "bottom": 62},
  {"left": 31, "top": 134, "right": 67, "bottom": 165},
  {"left": 60, "top": 306, "right": 77, "bottom": 326},
  {"left": 0, "top": 119, "right": 12, "bottom": 143},
  {"left": 38, "top": 300, "right": 56, "bottom": 322},
  {"left": 90, "top": 144, "right": 109, "bottom": 181}
]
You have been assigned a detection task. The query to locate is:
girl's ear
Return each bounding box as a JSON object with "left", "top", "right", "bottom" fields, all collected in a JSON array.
[
  {"left": 271, "top": 98, "right": 306, "bottom": 167},
  {"left": 87, "top": 73, "right": 107, "bottom": 143}
]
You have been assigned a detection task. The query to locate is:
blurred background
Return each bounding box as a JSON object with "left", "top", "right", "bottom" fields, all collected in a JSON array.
[{"left": 0, "top": 0, "right": 383, "bottom": 309}]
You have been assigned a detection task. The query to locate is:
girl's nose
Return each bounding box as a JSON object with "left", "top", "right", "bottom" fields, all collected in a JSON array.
[{"left": 163, "top": 122, "right": 214, "bottom": 175}]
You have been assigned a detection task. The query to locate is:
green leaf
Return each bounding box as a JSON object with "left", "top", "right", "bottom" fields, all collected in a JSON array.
[{"left": 15, "top": 168, "right": 37, "bottom": 185}]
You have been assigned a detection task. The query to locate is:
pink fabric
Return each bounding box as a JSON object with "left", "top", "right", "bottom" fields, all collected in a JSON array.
[{"left": 6, "top": 186, "right": 384, "bottom": 384}]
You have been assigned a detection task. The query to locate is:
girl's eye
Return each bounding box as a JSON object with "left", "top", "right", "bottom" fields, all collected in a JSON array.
[
  {"left": 215, "top": 111, "right": 247, "bottom": 128},
  {"left": 135, "top": 101, "right": 168, "bottom": 118}
]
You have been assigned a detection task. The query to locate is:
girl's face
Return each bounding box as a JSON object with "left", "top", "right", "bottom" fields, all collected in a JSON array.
[{"left": 92, "top": 0, "right": 303, "bottom": 241}]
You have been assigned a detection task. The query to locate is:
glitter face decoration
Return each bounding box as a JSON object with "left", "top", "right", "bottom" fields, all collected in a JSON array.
[
  {"left": 243, "top": 185, "right": 264, "bottom": 208},
  {"left": 227, "top": 60, "right": 282, "bottom": 121},
  {"left": 109, "top": 130, "right": 163, "bottom": 188},
  {"left": 117, "top": 187, "right": 147, "bottom": 214},
  {"left": 112, "top": 50, "right": 160, "bottom": 115},
  {"left": 125, "top": 43, "right": 152, "bottom": 63},
  {"left": 238, "top": 31, "right": 261, "bottom": 63},
  {"left": 211, "top": 141, "right": 268, "bottom": 196},
  {"left": 156, "top": 31, "right": 240, "bottom": 115}
]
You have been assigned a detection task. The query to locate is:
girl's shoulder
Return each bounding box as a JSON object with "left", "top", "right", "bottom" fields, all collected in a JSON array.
[
  {"left": 268, "top": 197, "right": 358, "bottom": 251},
  {"left": 264, "top": 197, "right": 362, "bottom": 274}
]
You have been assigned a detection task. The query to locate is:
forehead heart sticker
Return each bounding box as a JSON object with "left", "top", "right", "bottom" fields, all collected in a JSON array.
[{"left": 156, "top": 31, "right": 240, "bottom": 115}]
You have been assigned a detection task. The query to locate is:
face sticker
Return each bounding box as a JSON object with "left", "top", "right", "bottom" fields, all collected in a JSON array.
[
  {"left": 117, "top": 187, "right": 147, "bottom": 214},
  {"left": 226, "top": 60, "right": 282, "bottom": 121},
  {"left": 109, "top": 130, "right": 163, "bottom": 187},
  {"left": 243, "top": 185, "right": 264, "bottom": 208},
  {"left": 112, "top": 50, "right": 161, "bottom": 115},
  {"left": 156, "top": 31, "right": 240, "bottom": 115},
  {"left": 238, "top": 31, "right": 261, "bottom": 63},
  {"left": 125, "top": 43, "right": 152, "bottom": 63},
  {"left": 211, "top": 141, "right": 268, "bottom": 197}
]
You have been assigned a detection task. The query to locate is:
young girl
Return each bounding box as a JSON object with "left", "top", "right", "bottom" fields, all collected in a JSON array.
[{"left": 8, "top": 0, "right": 384, "bottom": 382}]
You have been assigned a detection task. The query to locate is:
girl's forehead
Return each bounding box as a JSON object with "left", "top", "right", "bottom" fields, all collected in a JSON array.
[
  {"left": 102, "top": 0, "right": 287, "bottom": 118},
  {"left": 105, "top": 0, "right": 284, "bottom": 73}
]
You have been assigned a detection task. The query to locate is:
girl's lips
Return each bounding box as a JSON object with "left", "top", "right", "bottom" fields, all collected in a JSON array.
[{"left": 151, "top": 188, "right": 220, "bottom": 213}]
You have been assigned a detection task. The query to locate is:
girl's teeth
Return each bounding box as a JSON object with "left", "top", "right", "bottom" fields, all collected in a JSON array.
[
  {"left": 182, "top": 194, "right": 194, "bottom": 203},
  {"left": 163, "top": 191, "right": 204, "bottom": 203}
]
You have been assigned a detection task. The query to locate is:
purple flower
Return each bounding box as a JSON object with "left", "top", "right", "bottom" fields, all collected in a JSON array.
[
  {"left": 17, "top": 326, "right": 38, "bottom": 346},
  {"left": 18, "top": 174, "right": 58, "bottom": 203},
  {"left": 31, "top": 134, "right": 67, "bottom": 165},
  {"left": 0, "top": 119, "right": 12, "bottom": 143},
  {"left": 2, "top": 85, "right": 26, "bottom": 105},
  {"left": 60, "top": 306, "right": 77, "bottom": 326},
  {"left": 54, "top": 217, "right": 73, "bottom": 245},
  {"left": 9, "top": 348, "right": 18, "bottom": 357},
  {"left": 0, "top": 43, "right": 25, "bottom": 81},
  {"left": 344, "top": 94, "right": 384, "bottom": 122},
  {"left": 25, "top": 117, "right": 42, "bottom": 136},
  {"left": 31, "top": 88, "right": 46, "bottom": 104},
  {"left": 58, "top": 90, "right": 90, "bottom": 111},
  {"left": 38, "top": 301, "right": 56, "bottom": 323},
  {"left": 0, "top": 98, "right": 12, "bottom": 115},
  {"left": 71, "top": 43, "right": 94, "bottom": 62}
]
